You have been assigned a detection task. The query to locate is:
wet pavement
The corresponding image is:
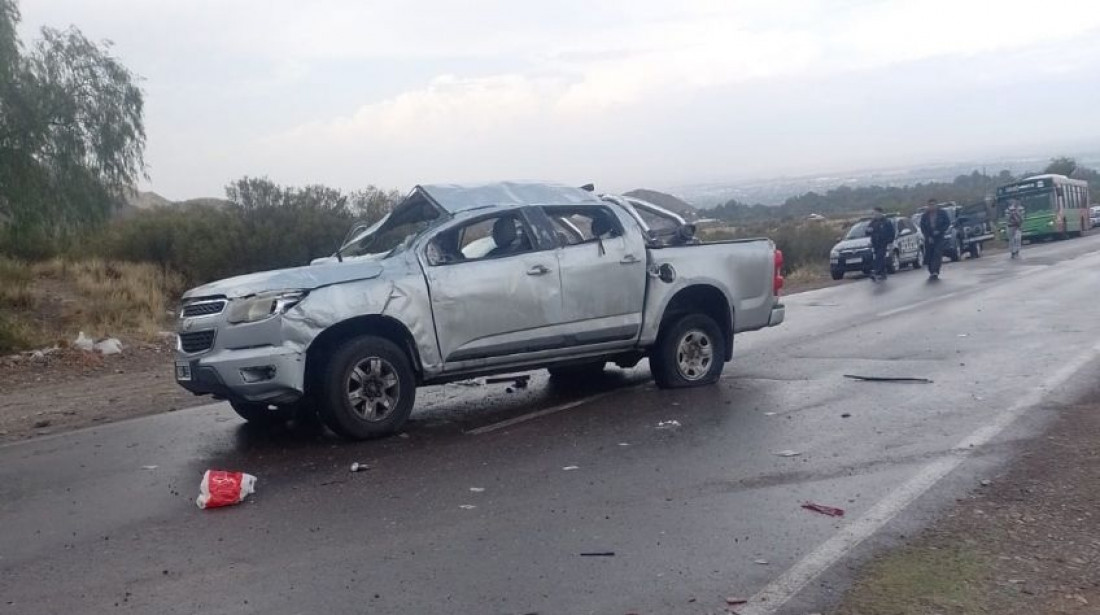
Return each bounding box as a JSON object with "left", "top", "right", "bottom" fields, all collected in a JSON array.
[{"left": 3, "top": 236, "right": 1100, "bottom": 614}]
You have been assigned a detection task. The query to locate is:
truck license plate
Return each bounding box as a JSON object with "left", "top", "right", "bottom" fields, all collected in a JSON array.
[{"left": 175, "top": 362, "right": 192, "bottom": 381}]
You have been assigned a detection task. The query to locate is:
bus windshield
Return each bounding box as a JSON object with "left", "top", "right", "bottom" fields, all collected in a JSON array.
[{"left": 998, "top": 191, "right": 1052, "bottom": 216}]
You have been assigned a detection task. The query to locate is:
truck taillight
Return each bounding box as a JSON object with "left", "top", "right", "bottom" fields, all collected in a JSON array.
[{"left": 773, "top": 249, "right": 784, "bottom": 296}]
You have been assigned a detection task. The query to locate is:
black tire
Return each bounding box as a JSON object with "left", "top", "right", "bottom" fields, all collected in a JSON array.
[
  {"left": 969, "top": 241, "right": 983, "bottom": 259},
  {"left": 547, "top": 361, "right": 606, "bottom": 382},
  {"left": 887, "top": 250, "right": 899, "bottom": 274},
  {"left": 912, "top": 248, "right": 924, "bottom": 270},
  {"left": 229, "top": 400, "right": 294, "bottom": 425},
  {"left": 830, "top": 268, "right": 844, "bottom": 280},
  {"left": 317, "top": 335, "right": 416, "bottom": 440},
  {"left": 949, "top": 241, "right": 961, "bottom": 262},
  {"left": 650, "top": 313, "right": 727, "bottom": 389}
]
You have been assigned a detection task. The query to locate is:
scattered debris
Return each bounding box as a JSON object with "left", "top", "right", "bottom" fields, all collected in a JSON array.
[
  {"left": 980, "top": 479, "right": 992, "bottom": 487},
  {"left": 774, "top": 450, "right": 802, "bottom": 457},
  {"left": 656, "top": 420, "right": 682, "bottom": 430},
  {"left": 802, "top": 501, "right": 845, "bottom": 517},
  {"left": 844, "top": 374, "right": 933, "bottom": 384},
  {"left": 618, "top": 442, "right": 630, "bottom": 447},
  {"left": 73, "top": 332, "right": 95, "bottom": 352},
  {"left": 841, "top": 413, "right": 852, "bottom": 418},
  {"left": 562, "top": 465, "right": 580, "bottom": 471},
  {"left": 579, "top": 552, "right": 616, "bottom": 557},
  {"left": 93, "top": 338, "right": 124, "bottom": 355},
  {"left": 754, "top": 559, "right": 770, "bottom": 565},
  {"left": 469, "top": 487, "right": 485, "bottom": 493},
  {"left": 196, "top": 470, "right": 257, "bottom": 510},
  {"left": 957, "top": 333, "right": 969, "bottom": 338},
  {"left": 726, "top": 596, "right": 748, "bottom": 606},
  {"left": 452, "top": 379, "right": 483, "bottom": 387},
  {"left": 764, "top": 412, "right": 777, "bottom": 416},
  {"left": 485, "top": 375, "right": 531, "bottom": 389},
  {"left": 141, "top": 465, "right": 158, "bottom": 471},
  {"left": 458, "top": 504, "right": 477, "bottom": 510},
  {"left": 32, "top": 419, "right": 51, "bottom": 429},
  {"left": 398, "top": 433, "right": 410, "bottom": 439},
  {"left": 350, "top": 462, "right": 369, "bottom": 473}
]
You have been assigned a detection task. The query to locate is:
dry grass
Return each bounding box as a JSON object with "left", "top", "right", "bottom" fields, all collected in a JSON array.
[
  {"left": 0, "top": 256, "right": 183, "bottom": 353},
  {"left": 31, "top": 258, "right": 184, "bottom": 338}
]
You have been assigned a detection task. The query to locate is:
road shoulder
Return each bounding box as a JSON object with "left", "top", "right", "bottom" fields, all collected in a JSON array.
[{"left": 831, "top": 392, "right": 1100, "bottom": 615}]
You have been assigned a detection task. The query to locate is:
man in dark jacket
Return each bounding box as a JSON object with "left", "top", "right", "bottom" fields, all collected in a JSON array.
[
  {"left": 919, "top": 198, "right": 951, "bottom": 279},
  {"left": 865, "top": 207, "right": 896, "bottom": 281}
]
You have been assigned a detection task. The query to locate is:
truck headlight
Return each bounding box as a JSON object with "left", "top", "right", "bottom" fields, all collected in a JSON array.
[
  {"left": 226, "top": 291, "right": 307, "bottom": 324},
  {"left": 830, "top": 249, "right": 839, "bottom": 258}
]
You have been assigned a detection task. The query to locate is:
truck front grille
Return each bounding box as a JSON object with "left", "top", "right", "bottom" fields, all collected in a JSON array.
[
  {"left": 181, "top": 300, "right": 226, "bottom": 317},
  {"left": 179, "top": 330, "right": 216, "bottom": 353}
]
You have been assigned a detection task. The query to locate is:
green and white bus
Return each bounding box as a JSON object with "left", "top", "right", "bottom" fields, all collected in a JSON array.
[{"left": 995, "top": 174, "right": 1091, "bottom": 241}]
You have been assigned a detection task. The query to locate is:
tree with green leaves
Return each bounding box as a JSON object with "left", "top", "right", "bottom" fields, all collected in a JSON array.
[
  {"left": 0, "top": 0, "right": 145, "bottom": 257},
  {"left": 1044, "top": 156, "right": 1077, "bottom": 176}
]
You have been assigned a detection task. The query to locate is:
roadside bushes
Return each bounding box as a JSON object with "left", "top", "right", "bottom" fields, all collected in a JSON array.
[{"left": 703, "top": 218, "right": 842, "bottom": 274}]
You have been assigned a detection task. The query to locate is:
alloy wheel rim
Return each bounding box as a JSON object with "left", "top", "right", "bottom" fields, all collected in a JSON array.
[{"left": 346, "top": 357, "right": 400, "bottom": 422}]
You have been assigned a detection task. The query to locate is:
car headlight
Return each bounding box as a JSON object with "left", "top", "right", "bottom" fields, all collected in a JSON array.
[
  {"left": 226, "top": 291, "right": 307, "bottom": 324},
  {"left": 830, "top": 249, "right": 839, "bottom": 257}
]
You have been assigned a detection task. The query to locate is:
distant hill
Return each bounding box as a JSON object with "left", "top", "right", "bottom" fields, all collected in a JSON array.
[
  {"left": 117, "top": 191, "right": 230, "bottom": 218},
  {"left": 624, "top": 189, "right": 700, "bottom": 221}
]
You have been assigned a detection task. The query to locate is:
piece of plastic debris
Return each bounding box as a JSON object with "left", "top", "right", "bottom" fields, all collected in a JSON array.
[
  {"left": 141, "top": 465, "right": 158, "bottom": 470},
  {"left": 94, "top": 338, "right": 123, "bottom": 355},
  {"left": 505, "top": 387, "right": 515, "bottom": 394},
  {"left": 459, "top": 504, "right": 477, "bottom": 510},
  {"left": 618, "top": 442, "right": 630, "bottom": 446},
  {"left": 486, "top": 375, "right": 531, "bottom": 387},
  {"left": 844, "top": 374, "right": 933, "bottom": 384},
  {"left": 398, "top": 433, "right": 410, "bottom": 439},
  {"left": 754, "top": 559, "right": 770, "bottom": 565},
  {"left": 801, "top": 501, "right": 845, "bottom": 517},
  {"left": 957, "top": 333, "right": 969, "bottom": 337},
  {"left": 841, "top": 413, "right": 852, "bottom": 418},
  {"left": 656, "top": 420, "right": 682, "bottom": 430},
  {"left": 774, "top": 450, "right": 802, "bottom": 457},
  {"left": 980, "top": 479, "right": 992, "bottom": 486},
  {"left": 350, "top": 462, "right": 369, "bottom": 472},
  {"left": 764, "top": 412, "right": 777, "bottom": 416},
  {"left": 196, "top": 470, "right": 257, "bottom": 509},
  {"left": 579, "top": 552, "right": 615, "bottom": 557},
  {"left": 74, "top": 331, "right": 95, "bottom": 352},
  {"left": 726, "top": 597, "right": 748, "bottom": 606},
  {"left": 469, "top": 487, "right": 485, "bottom": 492},
  {"left": 562, "top": 465, "right": 580, "bottom": 471}
]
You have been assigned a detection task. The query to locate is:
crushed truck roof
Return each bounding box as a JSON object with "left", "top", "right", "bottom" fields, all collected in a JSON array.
[{"left": 412, "top": 181, "right": 601, "bottom": 213}]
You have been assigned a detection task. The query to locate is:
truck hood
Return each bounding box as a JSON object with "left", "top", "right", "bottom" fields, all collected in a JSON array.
[
  {"left": 832, "top": 237, "right": 871, "bottom": 251},
  {"left": 182, "top": 261, "right": 385, "bottom": 300}
]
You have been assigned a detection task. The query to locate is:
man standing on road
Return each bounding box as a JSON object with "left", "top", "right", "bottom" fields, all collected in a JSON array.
[
  {"left": 1005, "top": 199, "right": 1025, "bottom": 259},
  {"left": 865, "top": 207, "right": 896, "bottom": 281},
  {"left": 919, "top": 198, "right": 951, "bottom": 280}
]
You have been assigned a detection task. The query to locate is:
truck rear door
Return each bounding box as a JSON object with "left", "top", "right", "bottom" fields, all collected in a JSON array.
[{"left": 535, "top": 204, "right": 648, "bottom": 347}]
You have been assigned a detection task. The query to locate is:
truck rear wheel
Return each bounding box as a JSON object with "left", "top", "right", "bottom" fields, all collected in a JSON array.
[
  {"left": 317, "top": 335, "right": 416, "bottom": 440},
  {"left": 651, "top": 313, "right": 726, "bottom": 389}
]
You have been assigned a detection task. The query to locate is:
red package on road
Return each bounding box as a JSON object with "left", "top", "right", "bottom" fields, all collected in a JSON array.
[{"left": 196, "top": 470, "right": 257, "bottom": 509}]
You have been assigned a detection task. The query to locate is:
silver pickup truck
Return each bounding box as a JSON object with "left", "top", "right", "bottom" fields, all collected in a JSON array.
[{"left": 175, "top": 182, "right": 785, "bottom": 439}]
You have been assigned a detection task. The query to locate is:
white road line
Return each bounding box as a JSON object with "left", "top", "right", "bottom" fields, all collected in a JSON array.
[
  {"left": 465, "top": 389, "right": 625, "bottom": 435},
  {"left": 738, "top": 340, "right": 1100, "bottom": 615}
]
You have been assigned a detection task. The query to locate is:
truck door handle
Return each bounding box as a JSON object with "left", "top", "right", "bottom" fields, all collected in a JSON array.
[
  {"left": 526, "top": 264, "right": 551, "bottom": 276},
  {"left": 620, "top": 254, "right": 640, "bottom": 265}
]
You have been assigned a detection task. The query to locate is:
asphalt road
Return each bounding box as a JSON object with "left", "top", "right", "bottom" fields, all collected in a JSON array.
[{"left": 3, "top": 236, "right": 1100, "bottom": 615}]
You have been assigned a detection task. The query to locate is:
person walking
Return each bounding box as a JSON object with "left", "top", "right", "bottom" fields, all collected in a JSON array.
[
  {"left": 919, "top": 198, "right": 951, "bottom": 280},
  {"left": 1005, "top": 199, "right": 1025, "bottom": 258},
  {"left": 865, "top": 207, "right": 896, "bottom": 281}
]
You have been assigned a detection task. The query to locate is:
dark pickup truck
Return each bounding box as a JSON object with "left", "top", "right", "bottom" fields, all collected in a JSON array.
[{"left": 911, "top": 201, "right": 995, "bottom": 261}]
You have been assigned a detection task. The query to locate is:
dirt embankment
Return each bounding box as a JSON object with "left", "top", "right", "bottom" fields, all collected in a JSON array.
[{"left": 833, "top": 393, "right": 1100, "bottom": 615}]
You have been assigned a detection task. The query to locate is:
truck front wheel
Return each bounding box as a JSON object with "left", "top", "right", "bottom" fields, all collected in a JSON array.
[
  {"left": 317, "top": 335, "right": 416, "bottom": 440},
  {"left": 651, "top": 313, "right": 727, "bottom": 389}
]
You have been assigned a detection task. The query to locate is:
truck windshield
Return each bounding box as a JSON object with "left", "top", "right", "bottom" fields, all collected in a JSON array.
[{"left": 338, "top": 200, "right": 442, "bottom": 259}]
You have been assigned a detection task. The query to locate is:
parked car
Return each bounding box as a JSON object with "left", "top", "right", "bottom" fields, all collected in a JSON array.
[
  {"left": 1090, "top": 205, "right": 1100, "bottom": 228},
  {"left": 174, "top": 182, "right": 786, "bottom": 439},
  {"left": 829, "top": 215, "right": 923, "bottom": 280},
  {"left": 914, "top": 202, "right": 994, "bottom": 261}
]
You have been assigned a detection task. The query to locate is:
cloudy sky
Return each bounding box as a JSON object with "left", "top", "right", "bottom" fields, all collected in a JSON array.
[{"left": 18, "top": 0, "right": 1100, "bottom": 199}]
